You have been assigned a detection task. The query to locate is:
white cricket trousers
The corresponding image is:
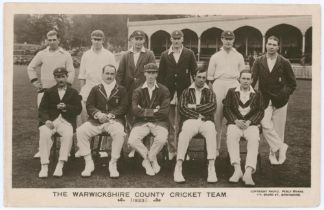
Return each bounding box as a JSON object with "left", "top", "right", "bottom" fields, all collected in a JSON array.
[
  {"left": 128, "top": 123, "right": 168, "bottom": 161},
  {"left": 212, "top": 79, "right": 239, "bottom": 152},
  {"left": 177, "top": 119, "right": 217, "bottom": 160},
  {"left": 39, "top": 118, "right": 73, "bottom": 165},
  {"left": 76, "top": 120, "right": 125, "bottom": 159},
  {"left": 261, "top": 103, "right": 287, "bottom": 152},
  {"left": 227, "top": 125, "right": 259, "bottom": 172}
]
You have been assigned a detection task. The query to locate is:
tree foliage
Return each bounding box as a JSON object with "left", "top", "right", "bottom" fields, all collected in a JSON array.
[{"left": 14, "top": 14, "right": 189, "bottom": 51}]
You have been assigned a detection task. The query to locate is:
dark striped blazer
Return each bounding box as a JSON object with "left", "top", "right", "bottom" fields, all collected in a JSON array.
[
  {"left": 223, "top": 87, "right": 264, "bottom": 125},
  {"left": 179, "top": 84, "right": 216, "bottom": 122}
]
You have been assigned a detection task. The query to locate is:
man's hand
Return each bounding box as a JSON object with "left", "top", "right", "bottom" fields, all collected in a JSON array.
[
  {"left": 235, "top": 119, "right": 247, "bottom": 130},
  {"left": 32, "top": 80, "right": 43, "bottom": 91},
  {"left": 45, "top": 120, "right": 54, "bottom": 129},
  {"left": 187, "top": 104, "right": 197, "bottom": 109},
  {"left": 107, "top": 113, "right": 115, "bottom": 119},
  {"left": 198, "top": 114, "right": 205, "bottom": 120},
  {"left": 153, "top": 105, "right": 160, "bottom": 113},
  {"left": 98, "top": 114, "right": 109, "bottom": 124},
  {"left": 244, "top": 120, "right": 251, "bottom": 128},
  {"left": 56, "top": 103, "right": 66, "bottom": 111}
]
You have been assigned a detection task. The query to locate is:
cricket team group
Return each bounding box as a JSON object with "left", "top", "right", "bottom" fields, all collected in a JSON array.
[{"left": 26, "top": 27, "right": 296, "bottom": 186}]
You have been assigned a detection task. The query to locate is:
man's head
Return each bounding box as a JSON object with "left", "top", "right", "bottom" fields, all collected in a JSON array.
[
  {"left": 239, "top": 70, "right": 253, "bottom": 89},
  {"left": 53, "top": 67, "right": 68, "bottom": 88},
  {"left": 144, "top": 63, "right": 158, "bottom": 83},
  {"left": 194, "top": 67, "right": 207, "bottom": 89},
  {"left": 91, "top": 30, "right": 105, "bottom": 50},
  {"left": 221, "top": 30, "right": 235, "bottom": 50},
  {"left": 266, "top": 35, "right": 280, "bottom": 55},
  {"left": 102, "top": 64, "right": 116, "bottom": 85},
  {"left": 46, "top": 30, "right": 60, "bottom": 51},
  {"left": 130, "top": 30, "right": 146, "bottom": 51},
  {"left": 170, "top": 30, "right": 184, "bottom": 48}
]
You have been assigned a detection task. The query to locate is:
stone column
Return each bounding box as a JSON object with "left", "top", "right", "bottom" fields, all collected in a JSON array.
[
  {"left": 198, "top": 37, "right": 201, "bottom": 62},
  {"left": 262, "top": 35, "right": 266, "bottom": 53},
  {"left": 302, "top": 34, "right": 306, "bottom": 54}
]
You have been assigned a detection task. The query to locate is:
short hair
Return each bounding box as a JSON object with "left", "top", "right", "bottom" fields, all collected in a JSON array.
[
  {"left": 194, "top": 63, "right": 208, "bottom": 76},
  {"left": 102, "top": 64, "right": 116, "bottom": 73},
  {"left": 267, "top": 35, "right": 280, "bottom": 45},
  {"left": 239, "top": 69, "right": 252, "bottom": 78},
  {"left": 47, "top": 30, "right": 59, "bottom": 39}
]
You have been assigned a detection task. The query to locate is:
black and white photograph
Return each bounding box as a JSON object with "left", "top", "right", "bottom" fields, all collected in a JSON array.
[{"left": 3, "top": 3, "right": 321, "bottom": 208}]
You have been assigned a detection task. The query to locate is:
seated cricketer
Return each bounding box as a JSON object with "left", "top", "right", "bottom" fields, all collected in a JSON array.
[
  {"left": 223, "top": 70, "right": 264, "bottom": 186},
  {"left": 128, "top": 63, "right": 170, "bottom": 176},
  {"left": 174, "top": 67, "right": 217, "bottom": 183},
  {"left": 38, "top": 67, "right": 82, "bottom": 178},
  {"left": 76, "top": 64, "right": 128, "bottom": 178}
]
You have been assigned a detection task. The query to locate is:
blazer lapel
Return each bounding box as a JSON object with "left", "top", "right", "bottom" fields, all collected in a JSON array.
[
  {"left": 108, "top": 84, "right": 119, "bottom": 101},
  {"left": 269, "top": 55, "right": 282, "bottom": 74},
  {"left": 176, "top": 48, "right": 185, "bottom": 65},
  {"left": 142, "top": 88, "right": 151, "bottom": 107},
  {"left": 189, "top": 88, "right": 196, "bottom": 104},
  {"left": 61, "top": 86, "right": 71, "bottom": 102},
  {"left": 168, "top": 52, "right": 177, "bottom": 66},
  {"left": 98, "top": 84, "right": 108, "bottom": 101},
  {"left": 149, "top": 88, "right": 158, "bottom": 108},
  {"left": 135, "top": 52, "right": 144, "bottom": 73},
  {"left": 260, "top": 55, "right": 271, "bottom": 74},
  {"left": 128, "top": 52, "right": 136, "bottom": 74}
]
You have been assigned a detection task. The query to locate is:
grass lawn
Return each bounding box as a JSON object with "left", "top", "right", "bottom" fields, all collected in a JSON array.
[{"left": 11, "top": 65, "right": 311, "bottom": 188}]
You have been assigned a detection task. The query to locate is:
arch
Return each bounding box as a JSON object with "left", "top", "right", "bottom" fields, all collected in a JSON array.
[
  {"left": 150, "top": 30, "right": 171, "bottom": 57},
  {"left": 234, "top": 26, "right": 263, "bottom": 58},
  {"left": 266, "top": 24, "right": 303, "bottom": 61},
  {"left": 181, "top": 29, "right": 198, "bottom": 55},
  {"left": 200, "top": 27, "right": 223, "bottom": 61}
]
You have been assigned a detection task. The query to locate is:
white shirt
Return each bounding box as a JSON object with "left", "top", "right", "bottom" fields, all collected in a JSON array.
[
  {"left": 142, "top": 81, "right": 158, "bottom": 99},
  {"left": 101, "top": 80, "right": 116, "bottom": 98},
  {"left": 235, "top": 85, "right": 255, "bottom": 116},
  {"left": 207, "top": 47, "right": 245, "bottom": 81},
  {"left": 78, "top": 47, "right": 116, "bottom": 101},
  {"left": 189, "top": 83, "right": 209, "bottom": 105},
  {"left": 168, "top": 45, "right": 183, "bottom": 63},
  {"left": 57, "top": 86, "right": 67, "bottom": 100},
  {"left": 130, "top": 46, "right": 146, "bottom": 66},
  {"left": 267, "top": 54, "right": 277, "bottom": 72},
  {"left": 27, "top": 47, "right": 75, "bottom": 88}
]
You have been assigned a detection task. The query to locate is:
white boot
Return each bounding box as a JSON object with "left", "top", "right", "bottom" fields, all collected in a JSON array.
[
  {"left": 278, "top": 143, "right": 288, "bottom": 164},
  {"left": 109, "top": 159, "right": 119, "bottom": 178},
  {"left": 39, "top": 164, "right": 48, "bottom": 178},
  {"left": 151, "top": 160, "right": 161, "bottom": 174},
  {"left": 269, "top": 151, "right": 279, "bottom": 165},
  {"left": 142, "top": 159, "right": 155, "bottom": 176},
  {"left": 53, "top": 161, "right": 64, "bottom": 177},
  {"left": 229, "top": 164, "right": 243, "bottom": 183},
  {"left": 81, "top": 155, "right": 94, "bottom": 177},
  {"left": 33, "top": 151, "right": 40, "bottom": 158},
  {"left": 207, "top": 163, "right": 218, "bottom": 183},
  {"left": 174, "top": 162, "right": 185, "bottom": 183},
  {"left": 242, "top": 167, "right": 255, "bottom": 186}
]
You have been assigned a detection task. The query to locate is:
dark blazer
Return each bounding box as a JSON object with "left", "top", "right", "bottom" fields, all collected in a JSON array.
[
  {"left": 132, "top": 83, "right": 170, "bottom": 128},
  {"left": 223, "top": 87, "right": 264, "bottom": 125},
  {"left": 157, "top": 47, "right": 197, "bottom": 99},
  {"left": 116, "top": 49, "right": 156, "bottom": 94},
  {"left": 86, "top": 83, "right": 128, "bottom": 125},
  {"left": 179, "top": 85, "right": 216, "bottom": 122},
  {"left": 251, "top": 54, "right": 297, "bottom": 108},
  {"left": 38, "top": 84, "right": 82, "bottom": 131}
]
